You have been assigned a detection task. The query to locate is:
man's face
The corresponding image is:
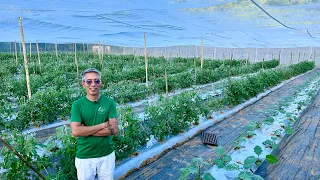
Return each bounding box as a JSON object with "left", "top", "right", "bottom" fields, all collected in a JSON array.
[{"left": 82, "top": 72, "right": 102, "bottom": 96}]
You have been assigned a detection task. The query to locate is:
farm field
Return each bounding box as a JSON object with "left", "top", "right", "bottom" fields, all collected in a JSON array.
[
  {"left": 1, "top": 0, "right": 320, "bottom": 179},
  {"left": 0, "top": 50, "right": 318, "bottom": 179}
]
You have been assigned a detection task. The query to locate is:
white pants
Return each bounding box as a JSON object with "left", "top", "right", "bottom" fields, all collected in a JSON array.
[{"left": 75, "top": 152, "right": 115, "bottom": 180}]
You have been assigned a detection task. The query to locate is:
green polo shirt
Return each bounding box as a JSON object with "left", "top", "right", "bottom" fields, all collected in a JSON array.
[{"left": 70, "top": 95, "right": 118, "bottom": 159}]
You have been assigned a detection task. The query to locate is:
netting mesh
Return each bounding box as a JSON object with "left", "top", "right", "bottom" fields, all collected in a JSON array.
[{"left": 0, "top": 0, "right": 319, "bottom": 64}]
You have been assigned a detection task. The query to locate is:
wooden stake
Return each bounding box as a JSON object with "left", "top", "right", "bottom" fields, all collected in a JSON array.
[
  {"left": 101, "top": 41, "right": 104, "bottom": 69},
  {"left": 246, "top": 48, "right": 249, "bottom": 65},
  {"left": 98, "top": 41, "right": 101, "bottom": 61},
  {"left": 279, "top": 50, "right": 281, "bottom": 62},
  {"left": 144, "top": 32, "right": 148, "bottom": 88},
  {"left": 201, "top": 37, "right": 203, "bottom": 69},
  {"left": 290, "top": 52, "right": 293, "bottom": 65},
  {"left": 194, "top": 56, "right": 197, "bottom": 85},
  {"left": 0, "top": 138, "right": 46, "bottom": 180},
  {"left": 298, "top": 52, "right": 301, "bottom": 62},
  {"left": 164, "top": 64, "right": 168, "bottom": 98},
  {"left": 228, "top": 54, "right": 233, "bottom": 95},
  {"left": 30, "top": 42, "right": 32, "bottom": 58},
  {"left": 19, "top": 17, "right": 31, "bottom": 99},
  {"left": 74, "top": 43, "right": 80, "bottom": 88},
  {"left": 36, "top": 40, "right": 41, "bottom": 73},
  {"left": 255, "top": 48, "right": 258, "bottom": 63},
  {"left": 14, "top": 41, "right": 18, "bottom": 65},
  {"left": 55, "top": 41, "right": 58, "bottom": 60}
]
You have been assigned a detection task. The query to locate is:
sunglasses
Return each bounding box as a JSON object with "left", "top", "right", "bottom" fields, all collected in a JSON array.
[{"left": 83, "top": 79, "right": 101, "bottom": 86}]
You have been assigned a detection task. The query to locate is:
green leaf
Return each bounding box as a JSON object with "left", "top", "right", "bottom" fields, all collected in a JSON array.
[
  {"left": 213, "top": 159, "right": 225, "bottom": 168},
  {"left": 215, "top": 146, "right": 225, "bottom": 156},
  {"left": 285, "top": 127, "right": 294, "bottom": 134},
  {"left": 266, "top": 154, "right": 278, "bottom": 164},
  {"left": 243, "top": 156, "right": 256, "bottom": 169},
  {"left": 203, "top": 172, "right": 216, "bottom": 180},
  {"left": 253, "top": 174, "right": 264, "bottom": 180},
  {"left": 222, "top": 155, "right": 232, "bottom": 164},
  {"left": 246, "top": 123, "right": 255, "bottom": 131},
  {"left": 263, "top": 117, "right": 274, "bottom": 125},
  {"left": 254, "top": 145, "right": 263, "bottom": 156},
  {"left": 225, "top": 164, "right": 240, "bottom": 171},
  {"left": 238, "top": 172, "right": 252, "bottom": 180}
]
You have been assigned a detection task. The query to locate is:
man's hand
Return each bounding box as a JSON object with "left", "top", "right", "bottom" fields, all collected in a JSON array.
[{"left": 108, "top": 118, "right": 118, "bottom": 135}]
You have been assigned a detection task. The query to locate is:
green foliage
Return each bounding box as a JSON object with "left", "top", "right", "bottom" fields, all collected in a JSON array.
[
  {"left": 254, "top": 145, "right": 263, "bottom": 157},
  {"left": 266, "top": 154, "right": 278, "bottom": 164},
  {"left": 263, "top": 139, "right": 278, "bottom": 149},
  {"left": 11, "top": 88, "right": 83, "bottom": 130},
  {"left": 0, "top": 131, "right": 52, "bottom": 180},
  {"left": 146, "top": 91, "right": 204, "bottom": 141},
  {"left": 48, "top": 126, "right": 77, "bottom": 180},
  {"left": 103, "top": 80, "right": 149, "bottom": 104},
  {"left": 224, "top": 61, "right": 315, "bottom": 106},
  {"left": 263, "top": 117, "right": 275, "bottom": 125},
  {"left": 213, "top": 146, "right": 232, "bottom": 168},
  {"left": 113, "top": 107, "right": 149, "bottom": 160},
  {"left": 179, "top": 158, "right": 215, "bottom": 180}
]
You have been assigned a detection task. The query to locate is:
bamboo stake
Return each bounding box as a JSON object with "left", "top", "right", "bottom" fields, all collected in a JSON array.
[
  {"left": 14, "top": 41, "right": 18, "bottom": 65},
  {"left": 30, "top": 42, "right": 32, "bottom": 58},
  {"left": 36, "top": 40, "right": 41, "bottom": 73},
  {"left": 201, "top": 37, "right": 203, "bottom": 69},
  {"left": 298, "top": 52, "right": 301, "bottom": 62},
  {"left": 19, "top": 17, "right": 31, "bottom": 99},
  {"left": 98, "top": 41, "right": 101, "bottom": 61},
  {"left": 194, "top": 56, "right": 196, "bottom": 85},
  {"left": 164, "top": 64, "right": 168, "bottom": 98},
  {"left": 254, "top": 48, "right": 257, "bottom": 63},
  {"left": 74, "top": 43, "right": 80, "bottom": 88},
  {"left": 101, "top": 41, "right": 104, "bottom": 69},
  {"left": 290, "top": 52, "right": 293, "bottom": 65},
  {"left": 228, "top": 53, "right": 233, "bottom": 95},
  {"left": 279, "top": 50, "right": 281, "bottom": 63},
  {"left": 144, "top": 32, "right": 148, "bottom": 88},
  {"left": 55, "top": 41, "right": 58, "bottom": 60},
  {"left": 0, "top": 138, "right": 46, "bottom": 180},
  {"left": 94, "top": 44, "right": 96, "bottom": 60},
  {"left": 246, "top": 48, "right": 249, "bottom": 65}
]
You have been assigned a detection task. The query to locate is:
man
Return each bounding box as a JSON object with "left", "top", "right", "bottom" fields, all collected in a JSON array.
[{"left": 70, "top": 68, "right": 118, "bottom": 180}]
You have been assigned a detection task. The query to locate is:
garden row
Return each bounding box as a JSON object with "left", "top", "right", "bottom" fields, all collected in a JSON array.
[
  {"left": 0, "top": 61, "right": 315, "bottom": 180},
  {"left": 0, "top": 53, "right": 279, "bottom": 130},
  {"left": 183, "top": 67, "right": 320, "bottom": 180}
]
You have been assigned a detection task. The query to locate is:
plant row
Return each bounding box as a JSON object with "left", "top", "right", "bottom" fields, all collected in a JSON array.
[{"left": 0, "top": 61, "right": 315, "bottom": 180}]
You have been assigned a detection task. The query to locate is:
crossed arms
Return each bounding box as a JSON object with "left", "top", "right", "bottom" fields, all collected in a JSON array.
[{"left": 70, "top": 118, "right": 118, "bottom": 137}]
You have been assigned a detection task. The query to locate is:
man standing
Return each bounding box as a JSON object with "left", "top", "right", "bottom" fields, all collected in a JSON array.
[{"left": 70, "top": 68, "right": 118, "bottom": 180}]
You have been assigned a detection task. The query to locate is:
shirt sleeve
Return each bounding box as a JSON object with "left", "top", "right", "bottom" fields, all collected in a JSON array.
[
  {"left": 71, "top": 101, "right": 82, "bottom": 123},
  {"left": 108, "top": 100, "right": 118, "bottom": 119}
]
